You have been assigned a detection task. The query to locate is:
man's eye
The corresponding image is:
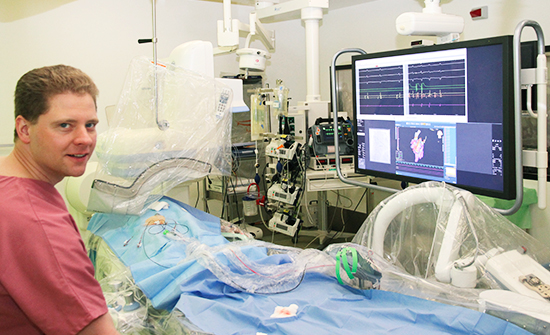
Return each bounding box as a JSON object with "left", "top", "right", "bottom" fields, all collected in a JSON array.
[
  {"left": 86, "top": 122, "right": 97, "bottom": 129},
  {"left": 60, "top": 123, "right": 70, "bottom": 129}
]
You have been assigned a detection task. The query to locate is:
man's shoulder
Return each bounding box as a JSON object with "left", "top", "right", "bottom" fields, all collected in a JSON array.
[
  {"left": 0, "top": 176, "right": 62, "bottom": 209},
  {"left": 0, "top": 175, "right": 74, "bottom": 245},
  {"left": 0, "top": 175, "right": 55, "bottom": 192}
]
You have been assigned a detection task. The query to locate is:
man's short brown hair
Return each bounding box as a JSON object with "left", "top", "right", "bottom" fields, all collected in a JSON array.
[{"left": 14, "top": 65, "right": 99, "bottom": 140}]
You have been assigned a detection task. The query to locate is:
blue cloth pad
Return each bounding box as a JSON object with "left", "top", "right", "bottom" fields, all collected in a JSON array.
[
  {"left": 175, "top": 270, "right": 530, "bottom": 335},
  {"left": 88, "top": 197, "right": 230, "bottom": 310},
  {"left": 88, "top": 197, "right": 532, "bottom": 335}
]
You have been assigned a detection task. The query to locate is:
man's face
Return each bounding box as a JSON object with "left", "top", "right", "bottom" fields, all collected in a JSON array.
[{"left": 27, "top": 92, "right": 98, "bottom": 184}]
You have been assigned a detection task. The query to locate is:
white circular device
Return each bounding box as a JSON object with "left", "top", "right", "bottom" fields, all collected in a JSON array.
[{"left": 236, "top": 48, "right": 270, "bottom": 72}]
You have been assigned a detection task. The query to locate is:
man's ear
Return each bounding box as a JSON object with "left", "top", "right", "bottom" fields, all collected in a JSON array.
[{"left": 15, "top": 116, "right": 31, "bottom": 144}]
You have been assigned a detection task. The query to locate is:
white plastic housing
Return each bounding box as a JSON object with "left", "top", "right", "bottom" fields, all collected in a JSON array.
[
  {"left": 236, "top": 48, "right": 270, "bottom": 71},
  {"left": 166, "top": 40, "right": 214, "bottom": 77},
  {"left": 216, "top": 78, "right": 249, "bottom": 113},
  {"left": 217, "top": 19, "right": 240, "bottom": 48},
  {"left": 486, "top": 250, "right": 550, "bottom": 301},
  {"left": 396, "top": 12, "right": 464, "bottom": 36}
]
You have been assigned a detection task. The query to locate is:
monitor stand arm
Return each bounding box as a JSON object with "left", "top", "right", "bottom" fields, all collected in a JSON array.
[
  {"left": 330, "top": 48, "right": 398, "bottom": 195},
  {"left": 497, "top": 20, "right": 547, "bottom": 215}
]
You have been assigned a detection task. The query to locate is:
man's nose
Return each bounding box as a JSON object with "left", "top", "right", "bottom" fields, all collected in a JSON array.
[{"left": 74, "top": 125, "right": 94, "bottom": 145}]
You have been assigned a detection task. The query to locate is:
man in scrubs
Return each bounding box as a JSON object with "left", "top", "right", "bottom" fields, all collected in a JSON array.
[{"left": 0, "top": 65, "right": 119, "bottom": 335}]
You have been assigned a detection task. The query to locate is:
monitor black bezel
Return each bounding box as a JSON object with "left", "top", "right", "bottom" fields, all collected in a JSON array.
[{"left": 351, "top": 35, "right": 516, "bottom": 199}]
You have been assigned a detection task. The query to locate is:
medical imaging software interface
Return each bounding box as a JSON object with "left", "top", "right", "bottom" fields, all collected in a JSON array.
[{"left": 355, "top": 43, "right": 506, "bottom": 193}]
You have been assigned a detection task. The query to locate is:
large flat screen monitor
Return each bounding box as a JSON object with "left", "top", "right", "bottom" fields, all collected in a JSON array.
[{"left": 352, "top": 36, "right": 516, "bottom": 199}]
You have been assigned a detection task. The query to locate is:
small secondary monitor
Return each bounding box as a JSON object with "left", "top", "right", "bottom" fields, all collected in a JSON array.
[{"left": 352, "top": 36, "right": 515, "bottom": 199}]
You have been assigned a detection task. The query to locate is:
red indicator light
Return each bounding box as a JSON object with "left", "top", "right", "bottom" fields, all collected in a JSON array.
[{"left": 470, "top": 8, "right": 482, "bottom": 18}]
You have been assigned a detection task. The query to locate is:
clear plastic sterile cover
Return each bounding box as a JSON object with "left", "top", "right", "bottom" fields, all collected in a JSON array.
[
  {"left": 352, "top": 181, "right": 550, "bottom": 312},
  {"left": 180, "top": 239, "right": 337, "bottom": 294},
  {"left": 88, "top": 57, "right": 232, "bottom": 215}
]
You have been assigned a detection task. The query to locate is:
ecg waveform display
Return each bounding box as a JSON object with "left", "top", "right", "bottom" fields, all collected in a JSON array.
[
  {"left": 357, "top": 65, "right": 405, "bottom": 116},
  {"left": 357, "top": 59, "right": 466, "bottom": 116},
  {"left": 408, "top": 60, "right": 466, "bottom": 115}
]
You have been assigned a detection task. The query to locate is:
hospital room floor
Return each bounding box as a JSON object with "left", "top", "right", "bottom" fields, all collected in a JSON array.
[
  {"left": 236, "top": 206, "right": 363, "bottom": 249},
  {"left": 255, "top": 223, "right": 354, "bottom": 250},
  {"left": 226, "top": 202, "right": 364, "bottom": 249}
]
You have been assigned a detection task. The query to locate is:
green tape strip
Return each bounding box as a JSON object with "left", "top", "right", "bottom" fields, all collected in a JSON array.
[
  {"left": 336, "top": 247, "right": 358, "bottom": 285},
  {"left": 336, "top": 252, "right": 344, "bottom": 285}
]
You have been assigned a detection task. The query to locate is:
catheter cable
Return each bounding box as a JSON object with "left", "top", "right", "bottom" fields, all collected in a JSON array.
[
  {"left": 140, "top": 219, "right": 189, "bottom": 269},
  {"left": 195, "top": 243, "right": 334, "bottom": 294}
]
